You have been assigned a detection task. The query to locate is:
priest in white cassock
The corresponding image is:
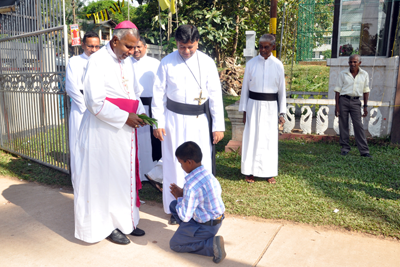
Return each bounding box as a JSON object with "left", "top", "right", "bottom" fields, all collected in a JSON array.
[
  {"left": 131, "top": 36, "right": 163, "bottom": 187},
  {"left": 152, "top": 25, "right": 225, "bottom": 223},
  {"left": 239, "top": 34, "right": 286, "bottom": 184},
  {"left": 66, "top": 31, "right": 100, "bottom": 185},
  {"left": 73, "top": 21, "right": 147, "bottom": 245}
]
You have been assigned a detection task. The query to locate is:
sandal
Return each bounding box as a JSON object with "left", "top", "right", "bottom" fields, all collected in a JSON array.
[
  {"left": 245, "top": 175, "right": 255, "bottom": 183},
  {"left": 144, "top": 174, "right": 163, "bottom": 193},
  {"left": 267, "top": 177, "right": 276, "bottom": 184}
]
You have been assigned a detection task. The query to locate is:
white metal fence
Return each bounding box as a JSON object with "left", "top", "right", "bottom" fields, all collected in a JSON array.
[{"left": 0, "top": 0, "right": 70, "bottom": 173}]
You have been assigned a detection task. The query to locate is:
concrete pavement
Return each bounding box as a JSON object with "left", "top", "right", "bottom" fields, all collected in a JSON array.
[{"left": 1, "top": 177, "right": 399, "bottom": 267}]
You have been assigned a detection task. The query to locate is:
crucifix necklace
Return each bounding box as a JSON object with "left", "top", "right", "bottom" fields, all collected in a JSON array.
[{"left": 179, "top": 52, "right": 205, "bottom": 117}]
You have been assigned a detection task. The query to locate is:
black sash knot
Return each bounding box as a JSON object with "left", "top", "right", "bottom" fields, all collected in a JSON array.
[{"left": 166, "top": 98, "right": 216, "bottom": 176}]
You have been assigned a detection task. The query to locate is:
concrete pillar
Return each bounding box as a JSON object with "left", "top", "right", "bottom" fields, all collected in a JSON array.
[
  {"left": 243, "top": 31, "right": 257, "bottom": 63},
  {"left": 391, "top": 57, "right": 400, "bottom": 143}
]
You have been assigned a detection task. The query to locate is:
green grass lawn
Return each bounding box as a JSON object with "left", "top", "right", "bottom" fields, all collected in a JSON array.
[
  {"left": 285, "top": 64, "right": 330, "bottom": 92},
  {"left": 1, "top": 94, "right": 399, "bottom": 239},
  {"left": 217, "top": 139, "right": 400, "bottom": 239}
]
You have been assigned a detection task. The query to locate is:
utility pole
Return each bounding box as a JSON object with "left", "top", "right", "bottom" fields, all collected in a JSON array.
[
  {"left": 72, "top": 0, "right": 78, "bottom": 56},
  {"left": 167, "top": 11, "right": 172, "bottom": 41},
  {"left": 270, "top": 0, "right": 277, "bottom": 57},
  {"left": 279, "top": 2, "right": 286, "bottom": 60}
]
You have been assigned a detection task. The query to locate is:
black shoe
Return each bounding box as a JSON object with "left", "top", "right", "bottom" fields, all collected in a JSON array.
[
  {"left": 361, "top": 153, "right": 372, "bottom": 158},
  {"left": 107, "top": 229, "right": 130, "bottom": 245},
  {"left": 130, "top": 227, "right": 145, "bottom": 236},
  {"left": 340, "top": 151, "right": 349, "bottom": 156},
  {"left": 144, "top": 174, "right": 163, "bottom": 193},
  {"left": 170, "top": 215, "right": 178, "bottom": 225},
  {"left": 213, "top": 236, "right": 226, "bottom": 264}
]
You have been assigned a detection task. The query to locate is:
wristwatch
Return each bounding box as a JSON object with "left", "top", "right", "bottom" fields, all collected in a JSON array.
[
  {"left": 363, "top": 105, "right": 368, "bottom": 107},
  {"left": 279, "top": 113, "right": 285, "bottom": 118}
]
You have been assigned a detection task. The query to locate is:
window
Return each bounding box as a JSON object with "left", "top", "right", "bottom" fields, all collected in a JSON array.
[{"left": 339, "top": 0, "right": 393, "bottom": 57}]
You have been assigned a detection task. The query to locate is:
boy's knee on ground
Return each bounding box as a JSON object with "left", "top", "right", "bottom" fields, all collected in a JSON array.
[{"left": 170, "top": 237, "right": 182, "bottom": 252}]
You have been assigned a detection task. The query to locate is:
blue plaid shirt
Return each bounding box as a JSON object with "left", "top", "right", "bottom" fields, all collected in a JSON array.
[{"left": 176, "top": 165, "right": 225, "bottom": 223}]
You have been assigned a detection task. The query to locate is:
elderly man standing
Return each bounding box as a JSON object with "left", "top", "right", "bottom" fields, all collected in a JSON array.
[
  {"left": 335, "top": 54, "right": 372, "bottom": 158},
  {"left": 239, "top": 34, "right": 286, "bottom": 184},
  {"left": 152, "top": 25, "right": 225, "bottom": 223},
  {"left": 66, "top": 31, "right": 100, "bottom": 184},
  {"left": 73, "top": 21, "right": 146, "bottom": 245},
  {"left": 131, "top": 36, "right": 162, "bottom": 185}
]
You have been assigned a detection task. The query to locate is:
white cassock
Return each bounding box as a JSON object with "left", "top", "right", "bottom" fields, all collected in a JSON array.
[
  {"left": 132, "top": 55, "right": 161, "bottom": 181},
  {"left": 239, "top": 54, "right": 286, "bottom": 178},
  {"left": 152, "top": 50, "right": 225, "bottom": 214},
  {"left": 65, "top": 53, "right": 89, "bottom": 184},
  {"left": 73, "top": 44, "right": 145, "bottom": 243}
]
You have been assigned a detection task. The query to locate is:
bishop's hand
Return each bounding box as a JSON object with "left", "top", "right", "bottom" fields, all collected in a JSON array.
[
  {"left": 126, "top": 113, "right": 145, "bottom": 128},
  {"left": 170, "top": 183, "right": 183, "bottom": 199}
]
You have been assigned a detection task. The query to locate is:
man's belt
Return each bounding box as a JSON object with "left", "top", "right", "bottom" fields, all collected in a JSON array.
[
  {"left": 166, "top": 97, "right": 216, "bottom": 176},
  {"left": 140, "top": 96, "right": 162, "bottom": 162},
  {"left": 341, "top": 95, "right": 359, "bottom": 100},
  {"left": 140, "top": 96, "right": 152, "bottom": 106},
  {"left": 166, "top": 98, "right": 208, "bottom": 116},
  {"left": 249, "top": 91, "right": 278, "bottom": 101},
  {"left": 198, "top": 214, "right": 224, "bottom": 226}
]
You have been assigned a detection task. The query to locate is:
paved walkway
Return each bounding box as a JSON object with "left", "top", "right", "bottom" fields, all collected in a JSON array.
[{"left": 1, "top": 177, "right": 399, "bottom": 267}]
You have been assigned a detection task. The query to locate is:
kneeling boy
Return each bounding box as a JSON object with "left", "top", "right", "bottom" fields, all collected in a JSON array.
[{"left": 169, "top": 141, "right": 226, "bottom": 264}]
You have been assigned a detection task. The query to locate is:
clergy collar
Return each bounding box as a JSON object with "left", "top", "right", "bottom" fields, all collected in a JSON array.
[
  {"left": 133, "top": 54, "right": 147, "bottom": 62},
  {"left": 180, "top": 50, "right": 198, "bottom": 62},
  {"left": 81, "top": 53, "right": 89, "bottom": 60},
  {"left": 106, "top": 42, "right": 119, "bottom": 61},
  {"left": 258, "top": 54, "right": 273, "bottom": 61}
]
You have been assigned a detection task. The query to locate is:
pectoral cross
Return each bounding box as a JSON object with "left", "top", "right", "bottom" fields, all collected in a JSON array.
[
  {"left": 194, "top": 90, "right": 206, "bottom": 118},
  {"left": 195, "top": 90, "right": 206, "bottom": 105}
]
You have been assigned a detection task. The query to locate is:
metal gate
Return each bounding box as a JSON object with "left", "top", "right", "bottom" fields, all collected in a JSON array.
[
  {"left": 296, "top": 0, "right": 335, "bottom": 61},
  {"left": 0, "top": 0, "right": 70, "bottom": 173}
]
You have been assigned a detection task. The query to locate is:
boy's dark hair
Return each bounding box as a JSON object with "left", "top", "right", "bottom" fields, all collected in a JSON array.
[
  {"left": 139, "top": 36, "right": 147, "bottom": 46},
  {"left": 175, "top": 141, "right": 202, "bottom": 163},
  {"left": 82, "top": 31, "right": 99, "bottom": 44},
  {"left": 175, "top": 25, "right": 200, "bottom": 43}
]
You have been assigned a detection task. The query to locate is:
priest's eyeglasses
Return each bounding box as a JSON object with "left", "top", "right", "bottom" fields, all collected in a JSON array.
[{"left": 87, "top": 45, "right": 101, "bottom": 49}]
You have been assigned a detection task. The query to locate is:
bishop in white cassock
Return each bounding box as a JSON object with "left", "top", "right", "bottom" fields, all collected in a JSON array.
[
  {"left": 239, "top": 34, "right": 286, "bottom": 184},
  {"left": 152, "top": 25, "right": 225, "bottom": 217},
  {"left": 73, "top": 22, "right": 146, "bottom": 245},
  {"left": 66, "top": 32, "right": 100, "bottom": 185},
  {"left": 131, "top": 36, "right": 162, "bottom": 182}
]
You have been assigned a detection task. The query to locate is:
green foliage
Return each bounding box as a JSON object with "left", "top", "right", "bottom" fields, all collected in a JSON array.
[
  {"left": 138, "top": 114, "right": 158, "bottom": 128},
  {"left": 285, "top": 64, "right": 330, "bottom": 92},
  {"left": 73, "top": 0, "right": 333, "bottom": 65},
  {"left": 78, "top": 0, "right": 136, "bottom": 32},
  {"left": 216, "top": 139, "right": 400, "bottom": 239},
  {"left": 322, "top": 49, "right": 332, "bottom": 59},
  {"left": 0, "top": 151, "right": 71, "bottom": 186}
]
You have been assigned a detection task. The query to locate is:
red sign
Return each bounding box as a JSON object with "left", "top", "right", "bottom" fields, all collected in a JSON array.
[{"left": 70, "top": 24, "right": 81, "bottom": 46}]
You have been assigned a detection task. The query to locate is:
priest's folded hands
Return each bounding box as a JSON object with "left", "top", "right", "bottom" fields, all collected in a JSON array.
[{"left": 126, "top": 113, "right": 146, "bottom": 128}]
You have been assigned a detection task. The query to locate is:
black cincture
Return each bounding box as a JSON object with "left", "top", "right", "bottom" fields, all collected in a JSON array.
[
  {"left": 140, "top": 97, "right": 162, "bottom": 162},
  {"left": 249, "top": 91, "right": 278, "bottom": 101},
  {"left": 166, "top": 97, "right": 216, "bottom": 176}
]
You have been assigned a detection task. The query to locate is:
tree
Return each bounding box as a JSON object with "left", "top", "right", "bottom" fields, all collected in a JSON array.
[{"left": 322, "top": 49, "right": 332, "bottom": 59}]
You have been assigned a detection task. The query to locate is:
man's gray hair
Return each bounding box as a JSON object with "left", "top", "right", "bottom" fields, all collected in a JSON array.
[
  {"left": 259, "top": 34, "right": 276, "bottom": 45},
  {"left": 349, "top": 54, "right": 361, "bottom": 62},
  {"left": 113, "top": 28, "right": 140, "bottom": 40}
]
